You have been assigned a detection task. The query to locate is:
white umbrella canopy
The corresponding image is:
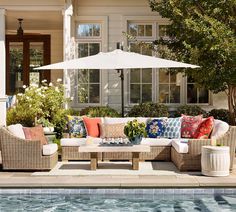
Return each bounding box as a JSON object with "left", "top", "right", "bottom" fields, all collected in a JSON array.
[{"left": 35, "top": 49, "right": 199, "bottom": 70}]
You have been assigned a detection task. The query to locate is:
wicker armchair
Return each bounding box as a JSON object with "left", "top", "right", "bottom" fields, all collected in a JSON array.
[
  {"left": 171, "top": 126, "right": 236, "bottom": 171},
  {"left": 0, "top": 127, "right": 58, "bottom": 170}
]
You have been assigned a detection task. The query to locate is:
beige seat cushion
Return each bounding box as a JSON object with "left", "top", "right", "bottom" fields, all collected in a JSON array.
[
  {"left": 171, "top": 139, "right": 189, "bottom": 153},
  {"left": 60, "top": 137, "right": 102, "bottom": 146},
  {"left": 141, "top": 138, "right": 172, "bottom": 146},
  {"left": 43, "top": 143, "right": 58, "bottom": 156}
]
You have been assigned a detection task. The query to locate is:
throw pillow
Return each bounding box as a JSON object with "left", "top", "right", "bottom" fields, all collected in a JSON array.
[
  {"left": 211, "top": 119, "right": 229, "bottom": 139},
  {"left": 146, "top": 119, "right": 166, "bottom": 138},
  {"left": 194, "top": 116, "right": 214, "bottom": 139},
  {"left": 163, "top": 117, "right": 182, "bottom": 139},
  {"left": 8, "top": 124, "right": 25, "bottom": 139},
  {"left": 99, "top": 123, "right": 126, "bottom": 138},
  {"left": 83, "top": 117, "right": 101, "bottom": 137},
  {"left": 66, "top": 115, "right": 87, "bottom": 138},
  {"left": 181, "top": 115, "right": 203, "bottom": 138},
  {"left": 23, "top": 125, "right": 48, "bottom": 145}
]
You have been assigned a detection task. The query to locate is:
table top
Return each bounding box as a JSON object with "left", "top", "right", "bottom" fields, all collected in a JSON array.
[
  {"left": 79, "top": 144, "right": 150, "bottom": 153},
  {"left": 202, "top": 145, "right": 229, "bottom": 151}
]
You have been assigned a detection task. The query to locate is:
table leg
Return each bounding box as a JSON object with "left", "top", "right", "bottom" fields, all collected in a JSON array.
[
  {"left": 91, "top": 152, "right": 98, "bottom": 170},
  {"left": 132, "top": 152, "right": 140, "bottom": 170}
]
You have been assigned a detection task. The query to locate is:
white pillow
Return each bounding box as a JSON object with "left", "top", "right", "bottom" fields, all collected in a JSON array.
[
  {"left": 211, "top": 119, "right": 229, "bottom": 139},
  {"left": 8, "top": 124, "right": 25, "bottom": 139}
]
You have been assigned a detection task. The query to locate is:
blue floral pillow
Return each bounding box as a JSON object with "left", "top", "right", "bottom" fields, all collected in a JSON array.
[
  {"left": 146, "top": 119, "right": 167, "bottom": 138},
  {"left": 163, "top": 117, "right": 182, "bottom": 139},
  {"left": 66, "top": 115, "right": 87, "bottom": 138}
]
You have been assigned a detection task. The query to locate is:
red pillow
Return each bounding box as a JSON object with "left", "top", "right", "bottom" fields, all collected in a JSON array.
[
  {"left": 193, "top": 116, "right": 214, "bottom": 139},
  {"left": 23, "top": 125, "right": 48, "bottom": 145},
  {"left": 181, "top": 114, "right": 203, "bottom": 138},
  {"left": 82, "top": 117, "right": 101, "bottom": 137}
]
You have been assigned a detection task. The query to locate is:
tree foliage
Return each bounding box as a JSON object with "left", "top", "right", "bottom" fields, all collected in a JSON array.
[{"left": 149, "top": 0, "right": 236, "bottom": 124}]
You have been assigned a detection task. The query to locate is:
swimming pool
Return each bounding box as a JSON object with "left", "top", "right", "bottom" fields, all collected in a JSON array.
[{"left": 0, "top": 189, "right": 236, "bottom": 211}]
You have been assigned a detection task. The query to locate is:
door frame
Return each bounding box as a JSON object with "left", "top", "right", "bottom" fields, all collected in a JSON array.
[{"left": 6, "top": 34, "right": 51, "bottom": 95}]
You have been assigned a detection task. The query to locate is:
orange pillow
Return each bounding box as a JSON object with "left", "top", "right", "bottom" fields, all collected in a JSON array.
[
  {"left": 23, "top": 125, "right": 48, "bottom": 145},
  {"left": 193, "top": 116, "right": 214, "bottom": 139},
  {"left": 82, "top": 117, "right": 101, "bottom": 137}
]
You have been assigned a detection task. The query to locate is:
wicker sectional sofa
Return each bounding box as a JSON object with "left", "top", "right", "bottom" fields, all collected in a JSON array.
[{"left": 61, "top": 117, "right": 236, "bottom": 171}]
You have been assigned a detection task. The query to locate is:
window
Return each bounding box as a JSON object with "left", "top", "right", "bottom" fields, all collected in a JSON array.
[
  {"left": 129, "top": 43, "right": 152, "bottom": 104},
  {"left": 129, "top": 23, "right": 153, "bottom": 37},
  {"left": 187, "top": 77, "right": 209, "bottom": 104},
  {"left": 77, "top": 23, "right": 101, "bottom": 38},
  {"left": 159, "top": 69, "right": 180, "bottom": 104},
  {"left": 76, "top": 23, "right": 102, "bottom": 104}
]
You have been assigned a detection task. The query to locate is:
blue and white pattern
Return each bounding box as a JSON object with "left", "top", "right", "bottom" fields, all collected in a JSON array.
[
  {"left": 66, "top": 115, "right": 87, "bottom": 138},
  {"left": 163, "top": 117, "right": 182, "bottom": 139},
  {"left": 146, "top": 119, "right": 166, "bottom": 138}
]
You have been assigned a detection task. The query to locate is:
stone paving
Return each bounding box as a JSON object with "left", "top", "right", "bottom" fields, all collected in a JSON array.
[{"left": 0, "top": 161, "right": 236, "bottom": 188}]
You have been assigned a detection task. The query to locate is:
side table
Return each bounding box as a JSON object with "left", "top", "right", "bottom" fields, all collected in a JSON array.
[{"left": 201, "top": 146, "right": 230, "bottom": 177}]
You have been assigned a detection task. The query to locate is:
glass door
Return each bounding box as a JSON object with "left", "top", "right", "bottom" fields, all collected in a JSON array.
[{"left": 6, "top": 35, "right": 51, "bottom": 95}]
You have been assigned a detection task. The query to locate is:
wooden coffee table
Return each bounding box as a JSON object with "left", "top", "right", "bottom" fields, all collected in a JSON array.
[{"left": 79, "top": 144, "right": 150, "bottom": 170}]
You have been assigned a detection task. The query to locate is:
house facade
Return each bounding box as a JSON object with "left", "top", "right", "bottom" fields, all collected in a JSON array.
[{"left": 0, "top": 0, "right": 228, "bottom": 125}]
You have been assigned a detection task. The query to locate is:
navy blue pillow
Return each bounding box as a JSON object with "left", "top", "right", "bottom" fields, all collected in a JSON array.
[{"left": 146, "top": 119, "right": 166, "bottom": 138}]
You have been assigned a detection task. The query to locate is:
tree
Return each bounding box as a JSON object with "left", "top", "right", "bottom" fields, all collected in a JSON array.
[{"left": 149, "top": 0, "right": 236, "bottom": 124}]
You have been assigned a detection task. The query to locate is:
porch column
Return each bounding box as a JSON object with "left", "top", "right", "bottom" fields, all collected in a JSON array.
[
  {"left": 62, "top": 0, "right": 73, "bottom": 108},
  {"left": 0, "top": 8, "right": 7, "bottom": 126}
]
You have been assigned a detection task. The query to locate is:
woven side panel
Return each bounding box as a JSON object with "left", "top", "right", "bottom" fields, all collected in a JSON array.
[
  {"left": 61, "top": 146, "right": 102, "bottom": 160},
  {"left": 171, "top": 147, "right": 201, "bottom": 171},
  {"left": 188, "top": 139, "right": 211, "bottom": 155},
  {"left": 140, "top": 146, "right": 171, "bottom": 161}
]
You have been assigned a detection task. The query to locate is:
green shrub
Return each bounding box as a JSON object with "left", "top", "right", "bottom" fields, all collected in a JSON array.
[
  {"left": 7, "top": 79, "right": 70, "bottom": 138},
  {"left": 174, "top": 105, "right": 207, "bottom": 117},
  {"left": 80, "top": 106, "right": 120, "bottom": 117},
  {"left": 127, "top": 103, "right": 169, "bottom": 117},
  {"left": 208, "top": 109, "right": 230, "bottom": 123}
]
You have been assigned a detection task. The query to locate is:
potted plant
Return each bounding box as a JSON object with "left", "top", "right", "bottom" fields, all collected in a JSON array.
[{"left": 124, "top": 119, "right": 146, "bottom": 144}]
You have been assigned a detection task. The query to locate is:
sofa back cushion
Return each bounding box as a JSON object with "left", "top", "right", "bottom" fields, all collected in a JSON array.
[
  {"left": 163, "top": 117, "right": 182, "bottom": 139},
  {"left": 181, "top": 115, "right": 202, "bottom": 138},
  {"left": 66, "top": 115, "right": 87, "bottom": 138},
  {"left": 100, "top": 123, "right": 126, "bottom": 138},
  {"left": 146, "top": 118, "right": 167, "bottom": 138},
  {"left": 193, "top": 116, "right": 214, "bottom": 139},
  {"left": 82, "top": 117, "right": 101, "bottom": 137},
  {"left": 211, "top": 119, "right": 229, "bottom": 139},
  {"left": 23, "top": 125, "right": 48, "bottom": 145},
  {"left": 8, "top": 124, "right": 25, "bottom": 139}
]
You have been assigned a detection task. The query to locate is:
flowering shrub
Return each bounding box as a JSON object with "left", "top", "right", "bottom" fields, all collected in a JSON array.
[{"left": 7, "top": 79, "right": 70, "bottom": 137}]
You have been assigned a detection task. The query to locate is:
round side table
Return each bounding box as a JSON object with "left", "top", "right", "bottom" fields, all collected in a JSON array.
[{"left": 201, "top": 146, "right": 230, "bottom": 177}]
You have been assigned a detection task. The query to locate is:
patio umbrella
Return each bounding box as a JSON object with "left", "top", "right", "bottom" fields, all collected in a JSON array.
[{"left": 35, "top": 49, "right": 199, "bottom": 116}]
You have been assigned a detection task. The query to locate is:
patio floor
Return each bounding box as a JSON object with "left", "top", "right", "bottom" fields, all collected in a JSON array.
[{"left": 1, "top": 160, "right": 236, "bottom": 188}]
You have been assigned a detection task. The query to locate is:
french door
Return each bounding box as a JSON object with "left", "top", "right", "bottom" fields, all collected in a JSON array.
[{"left": 6, "top": 35, "right": 51, "bottom": 95}]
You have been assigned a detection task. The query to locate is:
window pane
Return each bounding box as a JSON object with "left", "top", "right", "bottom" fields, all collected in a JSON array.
[
  {"left": 130, "top": 69, "right": 140, "bottom": 83},
  {"left": 93, "top": 24, "right": 100, "bottom": 36},
  {"left": 89, "top": 69, "right": 99, "bottom": 83},
  {"left": 129, "top": 24, "right": 137, "bottom": 36},
  {"left": 159, "top": 69, "right": 169, "bottom": 83},
  {"left": 187, "top": 84, "right": 197, "bottom": 103},
  {"left": 78, "top": 70, "right": 88, "bottom": 83},
  {"left": 199, "top": 88, "right": 209, "bottom": 103},
  {"left": 142, "top": 69, "right": 152, "bottom": 83},
  {"left": 145, "top": 25, "right": 152, "bottom": 36},
  {"left": 138, "top": 25, "right": 144, "bottom": 36},
  {"left": 170, "top": 85, "right": 180, "bottom": 103},
  {"left": 142, "top": 84, "right": 152, "bottom": 102},
  {"left": 170, "top": 73, "right": 177, "bottom": 83},
  {"left": 130, "top": 84, "right": 140, "bottom": 103},
  {"left": 78, "top": 24, "right": 91, "bottom": 37},
  {"left": 89, "top": 43, "right": 100, "bottom": 56},
  {"left": 78, "top": 43, "right": 88, "bottom": 58},
  {"left": 78, "top": 84, "right": 88, "bottom": 103},
  {"left": 159, "top": 85, "right": 169, "bottom": 103},
  {"left": 89, "top": 84, "right": 100, "bottom": 103}
]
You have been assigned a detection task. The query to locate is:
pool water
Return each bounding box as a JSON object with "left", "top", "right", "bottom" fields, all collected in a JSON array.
[{"left": 0, "top": 193, "right": 236, "bottom": 211}]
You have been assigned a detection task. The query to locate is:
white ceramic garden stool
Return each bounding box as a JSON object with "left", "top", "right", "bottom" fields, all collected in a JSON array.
[{"left": 201, "top": 146, "right": 230, "bottom": 177}]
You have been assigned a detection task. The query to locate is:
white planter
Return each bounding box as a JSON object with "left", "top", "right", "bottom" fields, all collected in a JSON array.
[{"left": 201, "top": 146, "right": 230, "bottom": 177}]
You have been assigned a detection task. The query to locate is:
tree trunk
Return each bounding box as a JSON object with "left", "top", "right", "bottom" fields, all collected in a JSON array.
[{"left": 228, "top": 85, "right": 236, "bottom": 125}]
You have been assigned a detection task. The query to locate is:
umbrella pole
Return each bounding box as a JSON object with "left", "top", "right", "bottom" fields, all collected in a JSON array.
[{"left": 117, "top": 69, "right": 124, "bottom": 117}]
